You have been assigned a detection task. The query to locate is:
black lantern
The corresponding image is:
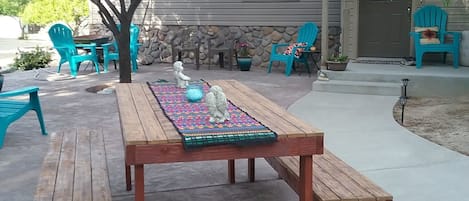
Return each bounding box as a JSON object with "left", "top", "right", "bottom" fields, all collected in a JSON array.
[{"left": 401, "top": 78, "right": 409, "bottom": 98}]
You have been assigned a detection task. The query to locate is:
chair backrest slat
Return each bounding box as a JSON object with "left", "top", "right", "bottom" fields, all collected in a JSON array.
[
  {"left": 296, "top": 22, "right": 319, "bottom": 49},
  {"left": 48, "top": 24, "right": 77, "bottom": 55},
  {"left": 414, "top": 5, "right": 447, "bottom": 41}
]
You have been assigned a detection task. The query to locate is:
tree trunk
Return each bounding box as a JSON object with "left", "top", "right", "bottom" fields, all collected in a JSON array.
[{"left": 118, "top": 23, "right": 132, "bottom": 83}]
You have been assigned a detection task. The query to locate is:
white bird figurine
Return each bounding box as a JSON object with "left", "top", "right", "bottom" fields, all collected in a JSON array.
[
  {"left": 173, "top": 61, "right": 191, "bottom": 88},
  {"left": 205, "top": 85, "right": 230, "bottom": 123}
]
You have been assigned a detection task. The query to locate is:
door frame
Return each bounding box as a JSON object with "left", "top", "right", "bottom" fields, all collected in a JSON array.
[{"left": 341, "top": 0, "right": 419, "bottom": 59}]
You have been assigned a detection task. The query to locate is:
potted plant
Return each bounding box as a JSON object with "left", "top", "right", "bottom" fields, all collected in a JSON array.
[
  {"left": 326, "top": 54, "right": 349, "bottom": 71},
  {"left": 235, "top": 40, "right": 252, "bottom": 71}
]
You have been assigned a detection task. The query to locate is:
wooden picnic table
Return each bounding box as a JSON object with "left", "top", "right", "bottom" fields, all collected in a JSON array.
[{"left": 115, "top": 80, "right": 324, "bottom": 201}]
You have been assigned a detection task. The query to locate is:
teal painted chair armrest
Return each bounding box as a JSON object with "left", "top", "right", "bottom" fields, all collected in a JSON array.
[
  {"left": 102, "top": 42, "right": 113, "bottom": 55},
  {"left": 446, "top": 32, "right": 461, "bottom": 45},
  {"left": 0, "top": 86, "right": 39, "bottom": 98},
  {"left": 271, "top": 43, "right": 290, "bottom": 54},
  {"left": 76, "top": 43, "right": 97, "bottom": 49},
  {"left": 76, "top": 43, "right": 97, "bottom": 55}
]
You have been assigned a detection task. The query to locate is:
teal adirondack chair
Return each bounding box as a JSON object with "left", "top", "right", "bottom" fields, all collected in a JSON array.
[
  {"left": 411, "top": 5, "right": 461, "bottom": 68},
  {"left": 0, "top": 86, "right": 47, "bottom": 148},
  {"left": 102, "top": 24, "right": 141, "bottom": 73},
  {"left": 48, "top": 23, "right": 100, "bottom": 77},
  {"left": 268, "top": 22, "right": 318, "bottom": 76}
]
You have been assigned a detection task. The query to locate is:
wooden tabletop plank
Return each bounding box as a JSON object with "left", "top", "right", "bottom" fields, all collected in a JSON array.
[
  {"left": 34, "top": 132, "right": 64, "bottom": 201},
  {"left": 90, "top": 129, "right": 112, "bottom": 201},
  {"left": 129, "top": 84, "right": 168, "bottom": 144},
  {"left": 53, "top": 128, "right": 77, "bottom": 201},
  {"left": 213, "top": 80, "right": 289, "bottom": 135},
  {"left": 73, "top": 128, "right": 92, "bottom": 201},
  {"left": 224, "top": 80, "right": 323, "bottom": 137},
  {"left": 116, "top": 84, "right": 147, "bottom": 145},
  {"left": 142, "top": 83, "right": 181, "bottom": 143},
  {"left": 212, "top": 80, "right": 304, "bottom": 137}
]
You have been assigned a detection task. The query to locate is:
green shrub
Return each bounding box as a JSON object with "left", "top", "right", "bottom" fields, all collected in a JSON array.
[{"left": 13, "top": 46, "right": 52, "bottom": 71}]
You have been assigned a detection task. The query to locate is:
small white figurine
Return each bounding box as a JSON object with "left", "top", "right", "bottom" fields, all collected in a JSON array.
[
  {"left": 173, "top": 61, "right": 191, "bottom": 88},
  {"left": 205, "top": 85, "right": 230, "bottom": 123}
]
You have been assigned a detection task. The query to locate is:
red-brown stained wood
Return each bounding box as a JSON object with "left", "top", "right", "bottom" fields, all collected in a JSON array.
[
  {"left": 299, "top": 155, "right": 313, "bottom": 201},
  {"left": 265, "top": 150, "right": 393, "bottom": 201},
  {"left": 34, "top": 132, "right": 64, "bottom": 201},
  {"left": 129, "top": 136, "right": 323, "bottom": 164},
  {"left": 117, "top": 81, "right": 325, "bottom": 201}
]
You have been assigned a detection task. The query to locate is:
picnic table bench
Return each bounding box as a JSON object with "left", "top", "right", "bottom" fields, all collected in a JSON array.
[
  {"left": 34, "top": 128, "right": 111, "bottom": 201},
  {"left": 262, "top": 150, "right": 393, "bottom": 201}
]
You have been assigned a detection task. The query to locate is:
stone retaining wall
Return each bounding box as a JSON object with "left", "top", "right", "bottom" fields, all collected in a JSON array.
[{"left": 90, "top": 24, "right": 341, "bottom": 69}]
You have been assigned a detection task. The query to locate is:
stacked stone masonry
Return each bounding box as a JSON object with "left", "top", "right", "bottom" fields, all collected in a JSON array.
[{"left": 90, "top": 24, "right": 341, "bottom": 69}]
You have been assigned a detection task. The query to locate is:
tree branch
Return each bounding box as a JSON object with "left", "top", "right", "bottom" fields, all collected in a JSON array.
[
  {"left": 120, "top": 0, "right": 126, "bottom": 14},
  {"left": 127, "top": 0, "right": 142, "bottom": 19},
  {"left": 90, "top": 0, "right": 119, "bottom": 35},
  {"left": 103, "top": 0, "right": 124, "bottom": 22}
]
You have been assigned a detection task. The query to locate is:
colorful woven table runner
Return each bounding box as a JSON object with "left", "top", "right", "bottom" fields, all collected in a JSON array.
[{"left": 147, "top": 81, "right": 277, "bottom": 149}]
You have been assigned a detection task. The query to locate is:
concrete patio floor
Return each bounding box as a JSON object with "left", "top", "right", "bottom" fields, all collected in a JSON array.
[{"left": 0, "top": 64, "right": 314, "bottom": 201}]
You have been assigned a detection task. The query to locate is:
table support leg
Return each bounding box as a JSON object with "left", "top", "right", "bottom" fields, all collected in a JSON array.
[
  {"left": 248, "top": 158, "right": 255, "bottom": 182},
  {"left": 228, "top": 159, "right": 235, "bottom": 184},
  {"left": 125, "top": 164, "right": 132, "bottom": 191},
  {"left": 299, "top": 155, "right": 313, "bottom": 201},
  {"left": 135, "top": 164, "right": 145, "bottom": 201}
]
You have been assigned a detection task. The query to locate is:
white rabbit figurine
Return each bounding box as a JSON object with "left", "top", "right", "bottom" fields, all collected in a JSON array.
[{"left": 173, "top": 61, "right": 191, "bottom": 88}]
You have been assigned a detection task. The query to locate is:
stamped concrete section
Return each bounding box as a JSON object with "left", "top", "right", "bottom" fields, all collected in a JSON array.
[
  {"left": 0, "top": 64, "right": 312, "bottom": 201},
  {"left": 288, "top": 91, "right": 469, "bottom": 201}
]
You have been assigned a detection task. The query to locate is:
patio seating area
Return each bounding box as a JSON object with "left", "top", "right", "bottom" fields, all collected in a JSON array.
[{"left": 0, "top": 60, "right": 468, "bottom": 200}]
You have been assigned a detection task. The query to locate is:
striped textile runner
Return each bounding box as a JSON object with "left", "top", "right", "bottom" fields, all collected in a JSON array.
[{"left": 147, "top": 81, "right": 277, "bottom": 149}]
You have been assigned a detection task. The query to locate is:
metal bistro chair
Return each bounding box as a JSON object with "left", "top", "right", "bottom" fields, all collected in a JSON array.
[
  {"left": 102, "top": 24, "right": 141, "bottom": 73},
  {"left": 171, "top": 27, "right": 201, "bottom": 70},
  {"left": 48, "top": 23, "right": 100, "bottom": 77},
  {"left": 207, "top": 37, "right": 234, "bottom": 70}
]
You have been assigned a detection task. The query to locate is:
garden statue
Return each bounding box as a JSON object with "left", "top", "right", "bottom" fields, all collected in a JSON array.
[
  {"left": 173, "top": 61, "right": 191, "bottom": 88},
  {"left": 205, "top": 85, "right": 230, "bottom": 123}
]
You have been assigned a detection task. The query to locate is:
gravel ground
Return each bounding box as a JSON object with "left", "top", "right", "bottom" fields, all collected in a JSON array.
[{"left": 393, "top": 96, "right": 469, "bottom": 156}]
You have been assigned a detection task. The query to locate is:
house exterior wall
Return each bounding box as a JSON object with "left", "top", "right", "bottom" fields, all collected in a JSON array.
[
  {"left": 89, "top": 0, "right": 342, "bottom": 68},
  {"left": 342, "top": 0, "right": 469, "bottom": 59}
]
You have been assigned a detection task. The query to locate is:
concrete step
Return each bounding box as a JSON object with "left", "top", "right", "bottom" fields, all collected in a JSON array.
[{"left": 313, "top": 80, "right": 401, "bottom": 96}]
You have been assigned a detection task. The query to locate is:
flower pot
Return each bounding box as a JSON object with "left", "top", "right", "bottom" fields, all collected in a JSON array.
[
  {"left": 237, "top": 57, "right": 252, "bottom": 71},
  {"left": 326, "top": 61, "right": 348, "bottom": 71}
]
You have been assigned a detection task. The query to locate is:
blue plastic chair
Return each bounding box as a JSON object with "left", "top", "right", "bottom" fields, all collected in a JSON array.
[
  {"left": 411, "top": 5, "right": 461, "bottom": 68},
  {"left": 102, "top": 24, "right": 140, "bottom": 73},
  {"left": 268, "top": 22, "right": 318, "bottom": 76},
  {"left": 48, "top": 23, "right": 100, "bottom": 77},
  {"left": 0, "top": 86, "right": 47, "bottom": 148}
]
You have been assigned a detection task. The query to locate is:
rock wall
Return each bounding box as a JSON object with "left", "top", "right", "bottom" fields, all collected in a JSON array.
[{"left": 90, "top": 24, "right": 341, "bottom": 69}]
